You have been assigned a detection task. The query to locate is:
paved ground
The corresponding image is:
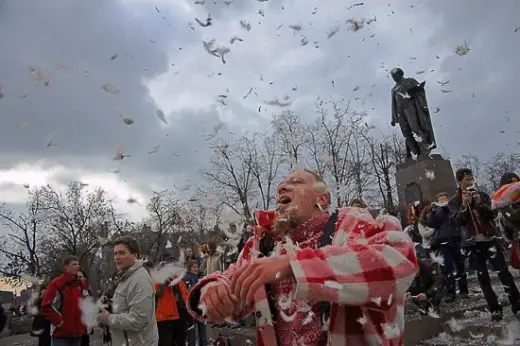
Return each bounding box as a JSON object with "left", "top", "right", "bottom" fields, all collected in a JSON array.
[
  {"left": 419, "top": 309, "right": 520, "bottom": 345},
  {"left": 0, "top": 333, "right": 104, "bottom": 346}
]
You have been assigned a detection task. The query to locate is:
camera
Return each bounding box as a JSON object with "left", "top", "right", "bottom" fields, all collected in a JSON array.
[{"left": 466, "top": 185, "right": 480, "bottom": 198}]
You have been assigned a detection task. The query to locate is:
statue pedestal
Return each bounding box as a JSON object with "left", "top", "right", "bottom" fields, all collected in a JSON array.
[{"left": 395, "top": 154, "right": 457, "bottom": 224}]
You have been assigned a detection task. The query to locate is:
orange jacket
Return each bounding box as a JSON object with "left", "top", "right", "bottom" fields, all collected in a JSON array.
[{"left": 154, "top": 280, "right": 189, "bottom": 322}]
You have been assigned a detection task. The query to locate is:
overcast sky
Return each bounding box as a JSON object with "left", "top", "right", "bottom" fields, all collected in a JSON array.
[{"left": 0, "top": 0, "right": 518, "bottom": 221}]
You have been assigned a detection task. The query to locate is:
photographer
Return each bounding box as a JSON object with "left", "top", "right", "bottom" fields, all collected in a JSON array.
[
  {"left": 428, "top": 192, "right": 469, "bottom": 303},
  {"left": 449, "top": 168, "right": 520, "bottom": 321},
  {"left": 96, "top": 236, "right": 158, "bottom": 345}
]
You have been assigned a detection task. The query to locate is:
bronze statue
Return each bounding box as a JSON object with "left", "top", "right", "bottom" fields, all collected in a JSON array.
[{"left": 390, "top": 68, "right": 437, "bottom": 158}]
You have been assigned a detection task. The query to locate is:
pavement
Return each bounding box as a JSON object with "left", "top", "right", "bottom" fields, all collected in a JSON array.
[{"left": 1, "top": 271, "right": 519, "bottom": 345}]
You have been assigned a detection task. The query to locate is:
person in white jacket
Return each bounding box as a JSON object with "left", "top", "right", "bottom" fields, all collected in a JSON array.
[{"left": 97, "top": 236, "right": 159, "bottom": 346}]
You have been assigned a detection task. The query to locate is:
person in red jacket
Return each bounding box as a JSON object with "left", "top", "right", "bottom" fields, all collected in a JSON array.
[{"left": 41, "top": 255, "right": 89, "bottom": 346}]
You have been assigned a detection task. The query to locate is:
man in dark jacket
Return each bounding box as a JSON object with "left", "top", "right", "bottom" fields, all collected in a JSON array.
[
  {"left": 406, "top": 258, "right": 446, "bottom": 315},
  {"left": 41, "top": 255, "right": 89, "bottom": 346},
  {"left": 449, "top": 168, "right": 520, "bottom": 321},
  {"left": 428, "top": 192, "right": 468, "bottom": 302}
]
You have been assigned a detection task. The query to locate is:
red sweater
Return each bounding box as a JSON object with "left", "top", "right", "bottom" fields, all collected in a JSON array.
[{"left": 41, "top": 272, "right": 88, "bottom": 338}]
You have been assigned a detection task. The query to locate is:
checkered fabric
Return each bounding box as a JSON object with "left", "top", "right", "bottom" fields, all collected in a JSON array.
[{"left": 187, "top": 207, "right": 418, "bottom": 346}]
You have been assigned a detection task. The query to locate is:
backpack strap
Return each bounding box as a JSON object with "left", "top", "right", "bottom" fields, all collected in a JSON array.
[
  {"left": 318, "top": 209, "right": 339, "bottom": 345},
  {"left": 259, "top": 235, "right": 280, "bottom": 345},
  {"left": 320, "top": 209, "right": 339, "bottom": 248}
]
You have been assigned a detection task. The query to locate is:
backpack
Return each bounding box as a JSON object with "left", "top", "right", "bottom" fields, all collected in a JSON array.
[{"left": 259, "top": 210, "right": 339, "bottom": 346}]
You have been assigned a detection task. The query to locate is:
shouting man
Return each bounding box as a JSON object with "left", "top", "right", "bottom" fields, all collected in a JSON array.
[{"left": 187, "top": 170, "right": 417, "bottom": 346}]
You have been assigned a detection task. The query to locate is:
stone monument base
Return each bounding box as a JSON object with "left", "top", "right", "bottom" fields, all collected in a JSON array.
[{"left": 395, "top": 154, "right": 457, "bottom": 223}]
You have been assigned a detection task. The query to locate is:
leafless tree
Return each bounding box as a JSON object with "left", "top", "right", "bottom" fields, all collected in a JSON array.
[
  {"left": 455, "top": 154, "right": 483, "bottom": 180},
  {"left": 312, "top": 100, "right": 372, "bottom": 206},
  {"left": 185, "top": 191, "right": 224, "bottom": 242},
  {"left": 38, "top": 182, "right": 113, "bottom": 277},
  {"left": 201, "top": 138, "right": 255, "bottom": 221},
  {"left": 483, "top": 152, "right": 520, "bottom": 190},
  {"left": 305, "top": 116, "right": 330, "bottom": 178},
  {"left": 141, "top": 190, "right": 183, "bottom": 262},
  {"left": 455, "top": 152, "right": 519, "bottom": 194},
  {"left": 272, "top": 110, "right": 307, "bottom": 168},
  {"left": 248, "top": 133, "right": 282, "bottom": 210},
  {"left": 388, "top": 133, "right": 407, "bottom": 167},
  {"left": 363, "top": 135, "right": 400, "bottom": 212},
  {"left": 0, "top": 188, "right": 47, "bottom": 280}
]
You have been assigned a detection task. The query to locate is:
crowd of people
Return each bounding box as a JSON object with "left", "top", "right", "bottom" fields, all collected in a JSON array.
[
  {"left": 1, "top": 168, "right": 519, "bottom": 346},
  {"left": 24, "top": 238, "right": 221, "bottom": 346},
  {"left": 404, "top": 169, "right": 520, "bottom": 321}
]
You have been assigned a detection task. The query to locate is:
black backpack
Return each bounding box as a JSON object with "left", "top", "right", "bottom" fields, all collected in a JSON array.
[{"left": 259, "top": 210, "right": 339, "bottom": 346}]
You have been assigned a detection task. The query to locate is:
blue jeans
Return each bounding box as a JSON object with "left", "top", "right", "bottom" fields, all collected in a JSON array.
[
  {"left": 52, "top": 338, "right": 81, "bottom": 346},
  {"left": 439, "top": 241, "right": 468, "bottom": 298}
]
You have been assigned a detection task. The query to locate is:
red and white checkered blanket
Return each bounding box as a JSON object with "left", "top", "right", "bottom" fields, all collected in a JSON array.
[{"left": 188, "top": 207, "right": 418, "bottom": 346}]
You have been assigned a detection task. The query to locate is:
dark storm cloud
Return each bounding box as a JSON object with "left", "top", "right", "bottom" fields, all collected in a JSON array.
[
  {"left": 421, "top": 0, "right": 520, "bottom": 158},
  {"left": 0, "top": 0, "right": 221, "bottom": 178},
  {"left": 0, "top": 0, "right": 518, "bottom": 199}
]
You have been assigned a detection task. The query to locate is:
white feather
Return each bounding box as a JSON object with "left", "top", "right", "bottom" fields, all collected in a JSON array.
[
  {"left": 80, "top": 297, "right": 101, "bottom": 328},
  {"left": 429, "top": 252, "right": 445, "bottom": 266},
  {"left": 150, "top": 263, "right": 186, "bottom": 284}
]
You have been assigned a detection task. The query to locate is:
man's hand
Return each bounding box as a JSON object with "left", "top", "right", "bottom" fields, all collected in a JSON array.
[
  {"left": 472, "top": 193, "right": 481, "bottom": 205},
  {"left": 200, "top": 281, "right": 237, "bottom": 323},
  {"left": 230, "top": 255, "right": 293, "bottom": 308},
  {"left": 97, "top": 308, "right": 110, "bottom": 326},
  {"left": 413, "top": 293, "right": 427, "bottom": 301},
  {"left": 462, "top": 190, "right": 471, "bottom": 204},
  {"left": 404, "top": 292, "right": 411, "bottom": 300}
]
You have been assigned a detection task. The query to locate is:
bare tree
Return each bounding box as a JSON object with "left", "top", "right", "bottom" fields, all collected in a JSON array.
[
  {"left": 363, "top": 135, "right": 400, "bottom": 212},
  {"left": 455, "top": 152, "right": 519, "bottom": 194},
  {"left": 305, "top": 117, "right": 330, "bottom": 177},
  {"left": 179, "top": 190, "right": 225, "bottom": 250},
  {"left": 38, "top": 182, "right": 113, "bottom": 277},
  {"left": 455, "top": 154, "right": 483, "bottom": 180},
  {"left": 455, "top": 153, "right": 486, "bottom": 190},
  {"left": 311, "top": 100, "right": 371, "bottom": 206},
  {"left": 0, "top": 188, "right": 47, "bottom": 280},
  {"left": 483, "top": 152, "right": 520, "bottom": 190},
  {"left": 388, "top": 133, "right": 407, "bottom": 168},
  {"left": 142, "top": 190, "right": 183, "bottom": 262},
  {"left": 201, "top": 138, "right": 255, "bottom": 221},
  {"left": 272, "top": 110, "right": 307, "bottom": 168},
  {"left": 249, "top": 133, "right": 282, "bottom": 210}
]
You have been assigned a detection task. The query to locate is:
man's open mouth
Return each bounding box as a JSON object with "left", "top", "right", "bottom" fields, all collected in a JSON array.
[{"left": 276, "top": 195, "right": 292, "bottom": 210}]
